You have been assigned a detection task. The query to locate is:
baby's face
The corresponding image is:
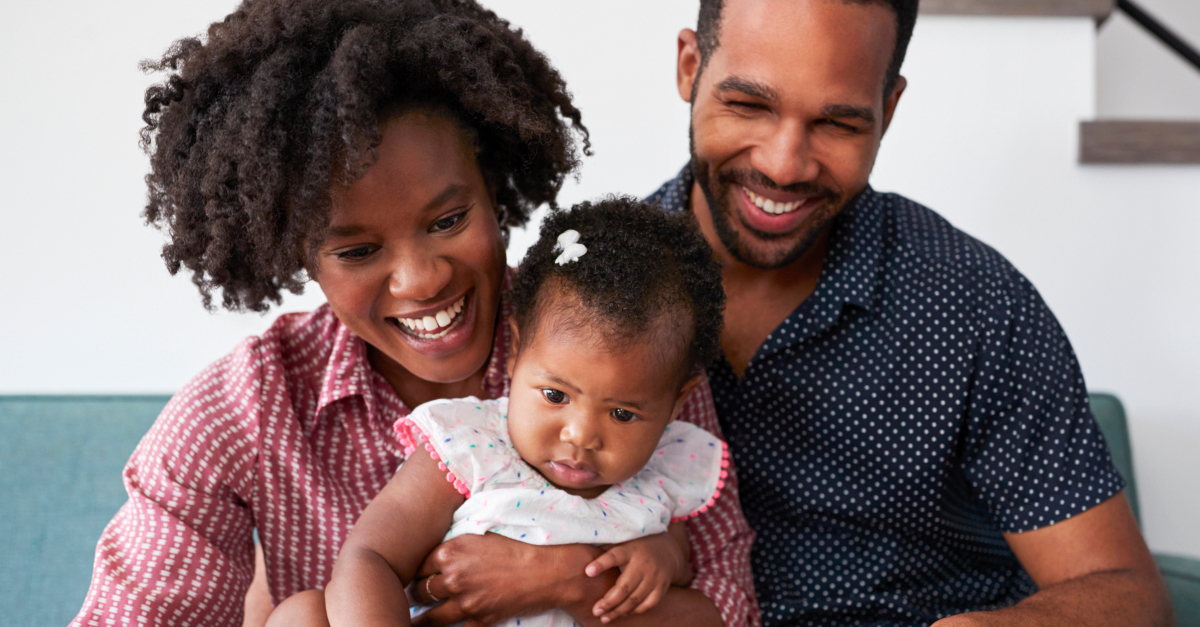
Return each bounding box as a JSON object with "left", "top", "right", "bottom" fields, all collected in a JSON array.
[{"left": 506, "top": 318, "right": 695, "bottom": 499}]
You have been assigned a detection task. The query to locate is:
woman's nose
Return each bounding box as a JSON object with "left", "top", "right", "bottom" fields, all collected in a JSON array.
[
  {"left": 388, "top": 250, "right": 452, "bottom": 302},
  {"left": 559, "top": 413, "right": 602, "bottom": 451}
]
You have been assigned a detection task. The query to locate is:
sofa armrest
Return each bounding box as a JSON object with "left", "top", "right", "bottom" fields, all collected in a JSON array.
[{"left": 1155, "top": 553, "right": 1200, "bottom": 626}]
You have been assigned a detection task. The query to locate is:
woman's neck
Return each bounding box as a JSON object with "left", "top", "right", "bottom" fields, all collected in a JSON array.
[{"left": 367, "top": 345, "right": 493, "bottom": 408}]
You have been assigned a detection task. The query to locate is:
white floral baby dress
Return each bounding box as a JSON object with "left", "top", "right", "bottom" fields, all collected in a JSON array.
[{"left": 393, "top": 396, "right": 730, "bottom": 627}]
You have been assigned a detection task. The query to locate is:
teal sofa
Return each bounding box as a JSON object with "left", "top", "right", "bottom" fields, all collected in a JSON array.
[{"left": 1, "top": 394, "right": 1196, "bottom": 626}]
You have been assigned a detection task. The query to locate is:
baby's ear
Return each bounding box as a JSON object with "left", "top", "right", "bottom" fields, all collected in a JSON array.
[
  {"left": 506, "top": 317, "right": 520, "bottom": 379},
  {"left": 669, "top": 372, "right": 704, "bottom": 422}
]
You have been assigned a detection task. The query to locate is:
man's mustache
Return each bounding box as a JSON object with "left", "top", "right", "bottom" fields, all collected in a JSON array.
[{"left": 717, "top": 168, "right": 837, "bottom": 200}]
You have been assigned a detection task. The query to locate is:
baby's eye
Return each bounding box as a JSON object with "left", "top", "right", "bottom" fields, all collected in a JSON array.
[
  {"left": 541, "top": 389, "right": 565, "bottom": 404},
  {"left": 611, "top": 408, "right": 637, "bottom": 423}
]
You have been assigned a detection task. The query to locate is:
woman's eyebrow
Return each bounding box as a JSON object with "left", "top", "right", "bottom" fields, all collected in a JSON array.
[
  {"left": 327, "top": 224, "right": 366, "bottom": 238},
  {"left": 421, "top": 183, "right": 467, "bottom": 213}
]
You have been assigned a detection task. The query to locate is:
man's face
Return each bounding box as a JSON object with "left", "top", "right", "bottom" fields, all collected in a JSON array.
[{"left": 679, "top": 0, "right": 905, "bottom": 269}]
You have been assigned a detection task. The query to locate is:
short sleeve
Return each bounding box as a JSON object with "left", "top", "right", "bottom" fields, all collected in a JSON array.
[
  {"left": 395, "top": 397, "right": 514, "bottom": 498},
  {"left": 962, "top": 272, "right": 1125, "bottom": 532},
  {"left": 637, "top": 421, "right": 730, "bottom": 521}
]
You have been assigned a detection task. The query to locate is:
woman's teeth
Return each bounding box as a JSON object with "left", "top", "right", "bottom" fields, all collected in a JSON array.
[
  {"left": 397, "top": 296, "right": 465, "bottom": 336},
  {"left": 743, "top": 186, "right": 804, "bottom": 215}
]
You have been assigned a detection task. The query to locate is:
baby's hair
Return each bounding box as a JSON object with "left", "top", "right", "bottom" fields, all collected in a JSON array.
[
  {"left": 140, "top": 0, "right": 589, "bottom": 312},
  {"left": 510, "top": 197, "right": 725, "bottom": 382}
]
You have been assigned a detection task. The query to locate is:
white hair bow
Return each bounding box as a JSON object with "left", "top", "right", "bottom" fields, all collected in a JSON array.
[{"left": 554, "top": 229, "right": 587, "bottom": 265}]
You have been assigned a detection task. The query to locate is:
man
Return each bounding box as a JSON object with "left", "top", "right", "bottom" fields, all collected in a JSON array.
[{"left": 646, "top": 0, "right": 1174, "bottom": 625}]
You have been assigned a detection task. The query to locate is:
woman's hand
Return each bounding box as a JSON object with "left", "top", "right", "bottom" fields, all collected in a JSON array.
[
  {"left": 411, "top": 534, "right": 607, "bottom": 627},
  {"left": 584, "top": 531, "right": 691, "bottom": 623}
]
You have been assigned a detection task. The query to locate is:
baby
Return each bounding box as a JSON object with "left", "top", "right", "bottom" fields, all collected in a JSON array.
[{"left": 271, "top": 196, "right": 729, "bottom": 627}]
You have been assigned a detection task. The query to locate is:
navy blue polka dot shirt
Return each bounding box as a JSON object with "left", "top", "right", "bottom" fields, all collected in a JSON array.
[{"left": 648, "top": 167, "right": 1125, "bottom": 626}]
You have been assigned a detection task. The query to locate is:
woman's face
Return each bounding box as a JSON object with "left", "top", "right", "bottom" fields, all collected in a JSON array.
[{"left": 312, "top": 110, "right": 506, "bottom": 386}]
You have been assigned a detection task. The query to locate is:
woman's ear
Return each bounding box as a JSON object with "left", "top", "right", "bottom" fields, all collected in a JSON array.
[
  {"left": 506, "top": 317, "right": 520, "bottom": 379},
  {"left": 669, "top": 372, "right": 704, "bottom": 422}
]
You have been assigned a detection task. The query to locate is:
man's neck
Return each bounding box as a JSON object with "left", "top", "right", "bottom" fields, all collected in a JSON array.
[{"left": 691, "top": 180, "right": 831, "bottom": 377}]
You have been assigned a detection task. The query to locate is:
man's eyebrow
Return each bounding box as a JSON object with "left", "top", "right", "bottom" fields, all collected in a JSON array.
[
  {"left": 821, "top": 104, "right": 876, "bottom": 124},
  {"left": 716, "top": 76, "right": 778, "bottom": 102}
]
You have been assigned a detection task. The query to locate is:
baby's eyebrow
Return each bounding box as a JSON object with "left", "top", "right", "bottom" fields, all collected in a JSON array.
[
  {"left": 603, "top": 397, "right": 645, "bottom": 410},
  {"left": 534, "top": 370, "right": 581, "bottom": 394}
]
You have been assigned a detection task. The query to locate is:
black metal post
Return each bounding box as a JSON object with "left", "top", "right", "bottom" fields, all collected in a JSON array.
[{"left": 1117, "top": 0, "right": 1200, "bottom": 74}]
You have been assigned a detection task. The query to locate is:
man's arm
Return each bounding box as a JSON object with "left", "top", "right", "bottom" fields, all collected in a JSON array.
[{"left": 935, "top": 492, "right": 1173, "bottom": 627}]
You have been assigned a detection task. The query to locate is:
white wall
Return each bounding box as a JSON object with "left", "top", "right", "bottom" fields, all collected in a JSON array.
[{"left": 0, "top": 1, "right": 1197, "bottom": 560}]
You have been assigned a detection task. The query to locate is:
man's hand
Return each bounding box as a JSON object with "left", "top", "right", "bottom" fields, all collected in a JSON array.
[
  {"left": 410, "top": 533, "right": 606, "bottom": 627},
  {"left": 933, "top": 492, "right": 1173, "bottom": 627}
]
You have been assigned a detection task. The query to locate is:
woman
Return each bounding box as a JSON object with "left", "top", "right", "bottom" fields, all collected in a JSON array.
[{"left": 71, "top": 1, "right": 758, "bottom": 626}]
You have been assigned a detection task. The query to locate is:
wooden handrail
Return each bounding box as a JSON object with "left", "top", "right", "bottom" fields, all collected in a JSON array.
[{"left": 920, "top": 0, "right": 1114, "bottom": 19}]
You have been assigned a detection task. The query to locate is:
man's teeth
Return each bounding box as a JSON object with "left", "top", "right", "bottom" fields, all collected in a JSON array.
[
  {"left": 743, "top": 187, "right": 804, "bottom": 215},
  {"left": 399, "top": 296, "right": 465, "bottom": 334}
]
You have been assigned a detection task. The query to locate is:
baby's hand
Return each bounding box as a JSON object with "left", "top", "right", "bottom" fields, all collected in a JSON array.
[{"left": 583, "top": 531, "right": 690, "bottom": 623}]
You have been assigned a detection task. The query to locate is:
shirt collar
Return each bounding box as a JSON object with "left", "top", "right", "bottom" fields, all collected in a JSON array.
[{"left": 649, "top": 164, "right": 887, "bottom": 349}]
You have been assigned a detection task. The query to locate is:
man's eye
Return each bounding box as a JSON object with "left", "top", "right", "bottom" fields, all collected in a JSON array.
[
  {"left": 431, "top": 211, "right": 467, "bottom": 232},
  {"left": 611, "top": 408, "right": 637, "bottom": 423},
  {"left": 541, "top": 389, "right": 565, "bottom": 404},
  {"left": 336, "top": 246, "right": 376, "bottom": 261}
]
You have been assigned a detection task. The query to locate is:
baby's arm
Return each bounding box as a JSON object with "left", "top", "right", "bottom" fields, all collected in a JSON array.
[
  {"left": 324, "top": 448, "right": 465, "bottom": 627},
  {"left": 583, "top": 521, "right": 694, "bottom": 623}
]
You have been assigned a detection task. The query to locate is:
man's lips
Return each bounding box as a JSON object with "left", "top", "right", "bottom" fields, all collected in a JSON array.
[
  {"left": 546, "top": 460, "right": 598, "bottom": 485},
  {"left": 734, "top": 185, "right": 822, "bottom": 235}
]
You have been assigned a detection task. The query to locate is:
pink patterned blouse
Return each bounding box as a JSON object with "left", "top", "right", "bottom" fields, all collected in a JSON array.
[{"left": 71, "top": 302, "right": 759, "bottom": 627}]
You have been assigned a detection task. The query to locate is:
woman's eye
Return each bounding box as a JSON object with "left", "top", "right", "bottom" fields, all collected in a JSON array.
[
  {"left": 611, "top": 408, "right": 637, "bottom": 423},
  {"left": 541, "top": 389, "right": 565, "bottom": 404},
  {"left": 336, "top": 246, "right": 375, "bottom": 261},
  {"left": 431, "top": 211, "right": 467, "bottom": 232}
]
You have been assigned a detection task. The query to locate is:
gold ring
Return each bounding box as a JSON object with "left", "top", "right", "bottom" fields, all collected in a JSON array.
[{"left": 425, "top": 576, "right": 441, "bottom": 603}]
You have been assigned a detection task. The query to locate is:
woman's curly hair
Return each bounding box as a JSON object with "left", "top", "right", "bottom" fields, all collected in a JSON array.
[
  {"left": 511, "top": 197, "right": 725, "bottom": 380},
  {"left": 140, "top": 0, "right": 590, "bottom": 312}
]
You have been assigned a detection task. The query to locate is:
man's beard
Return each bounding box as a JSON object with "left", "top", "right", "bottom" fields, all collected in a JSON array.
[{"left": 690, "top": 139, "right": 846, "bottom": 271}]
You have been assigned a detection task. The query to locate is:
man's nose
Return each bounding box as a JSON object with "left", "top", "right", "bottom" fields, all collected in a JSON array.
[
  {"left": 751, "top": 118, "right": 820, "bottom": 188},
  {"left": 559, "top": 411, "right": 602, "bottom": 451},
  {"left": 388, "top": 248, "right": 452, "bottom": 303}
]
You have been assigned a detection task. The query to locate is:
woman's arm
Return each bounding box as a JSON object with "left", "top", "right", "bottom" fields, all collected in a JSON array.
[
  {"left": 325, "top": 447, "right": 464, "bottom": 627},
  {"left": 70, "top": 348, "right": 264, "bottom": 627}
]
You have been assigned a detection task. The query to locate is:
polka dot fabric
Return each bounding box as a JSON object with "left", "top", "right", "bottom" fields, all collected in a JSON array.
[{"left": 648, "top": 167, "right": 1125, "bottom": 626}]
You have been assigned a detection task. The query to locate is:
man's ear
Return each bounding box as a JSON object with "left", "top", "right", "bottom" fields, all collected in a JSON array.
[
  {"left": 669, "top": 372, "right": 704, "bottom": 422},
  {"left": 506, "top": 317, "right": 520, "bottom": 379},
  {"left": 881, "top": 75, "right": 907, "bottom": 137},
  {"left": 677, "top": 28, "right": 702, "bottom": 104}
]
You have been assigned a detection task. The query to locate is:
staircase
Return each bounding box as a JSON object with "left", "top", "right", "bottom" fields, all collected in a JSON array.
[{"left": 923, "top": 0, "right": 1200, "bottom": 163}]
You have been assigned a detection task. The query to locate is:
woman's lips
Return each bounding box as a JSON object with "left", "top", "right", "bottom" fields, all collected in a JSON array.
[
  {"left": 385, "top": 289, "right": 478, "bottom": 356},
  {"left": 547, "top": 460, "right": 598, "bottom": 485}
]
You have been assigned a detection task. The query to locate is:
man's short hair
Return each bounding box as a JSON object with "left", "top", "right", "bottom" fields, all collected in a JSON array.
[{"left": 696, "top": 0, "right": 919, "bottom": 96}]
